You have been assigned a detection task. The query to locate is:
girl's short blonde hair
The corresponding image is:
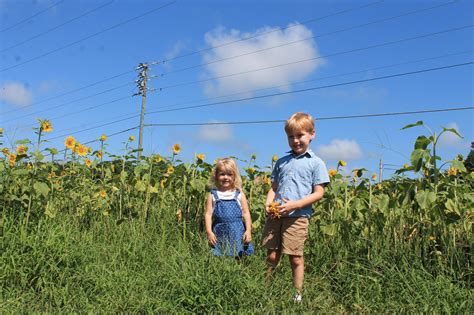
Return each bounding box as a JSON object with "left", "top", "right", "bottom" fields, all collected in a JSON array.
[
  {"left": 285, "top": 112, "right": 315, "bottom": 134},
  {"left": 209, "top": 158, "right": 242, "bottom": 190}
]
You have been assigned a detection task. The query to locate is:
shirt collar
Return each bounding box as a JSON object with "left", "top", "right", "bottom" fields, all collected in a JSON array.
[{"left": 286, "top": 148, "right": 314, "bottom": 158}]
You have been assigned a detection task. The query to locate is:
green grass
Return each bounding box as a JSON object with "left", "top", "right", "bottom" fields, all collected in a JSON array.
[{"left": 1, "top": 214, "right": 472, "bottom": 313}]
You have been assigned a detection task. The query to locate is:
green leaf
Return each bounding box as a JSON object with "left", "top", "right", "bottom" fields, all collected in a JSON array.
[
  {"left": 410, "top": 149, "right": 430, "bottom": 172},
  {"left": 14, "top": 139, "right": 32, "bottom": 145},
  {"left": 450, "top": 159, "right": 467, "bottom": 172},
  {"left": 33, "top": 181, "right": 50, "bottom": 198},
  {"left": 415, "top": 190, "right": 436, "bottom": 210},
  {"left": 401, "top": 121, "right": 423, "bottom": 130},
  {"left": 320, "top": 223, "right": 337, "bottom": 236},
  {"left": 414, "top": 135, "right": 431, "bottom": 150},
  {"left": 134, "top": 180, "right": 146, "bottom": 192},
  {"left": 444, "top": 199, "right": 459, "bottom": 215},
  {"left": 442, "top": 127, "right": 463, "bottom": 139}
]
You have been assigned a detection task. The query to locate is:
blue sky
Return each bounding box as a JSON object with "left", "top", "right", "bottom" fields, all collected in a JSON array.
[{"left": 1, "top": 0, "right": 472, "bottom": 178}]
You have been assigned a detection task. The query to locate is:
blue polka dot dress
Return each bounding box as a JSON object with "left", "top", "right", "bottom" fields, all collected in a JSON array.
[{"left": 211, "top": 189, "right": 254, "bottom": 257}]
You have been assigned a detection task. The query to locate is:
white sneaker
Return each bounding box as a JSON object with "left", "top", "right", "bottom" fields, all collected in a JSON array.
[{"left": 293, "top": 293, "right": 302, "bottom": 303}]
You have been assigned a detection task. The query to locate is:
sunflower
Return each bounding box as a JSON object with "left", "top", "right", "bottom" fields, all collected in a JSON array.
[
  {"left": 85, "top": 158, "right": 92, "bottom": 167},
  {"left": 99, "top": 190, "right": 107, "bottom": 198},
  {"left": 95, "top": 150, "right": 103, "bottom": 159},
  {"left": 172, "top": 143, "right": 181, "bottom": 154},
  {"left": 100, "top": 134, "right": 107, "bottom": 142},
  {"left": 2, "top": 147, "right": 9, "bottom": 155},
  {"left": 41, "top": 120, "right": 53, "bottom": 133},
  {"left": 268, "top": 201, "right": 281, "bottom": 219},
  {"left": 447, "top": 167, "right": 457, "bottom": 177},
  {"left": 338, "top": 160, "right": 347, "bottom": 167},
  {"left": 8, "top": 153, "right": 16, "bottom": 167},
  {"left": 272, "top": 155, "right": 278, "bottom": 163},
  {"left": 328, "top": 169, "right": 337, "bottom": 177},
  {"left": 372, "top": 173, "right": 377, "bottom": 181},
  {"left": 167, "top": 165, "right": 174, "bottom": 174},
  {"left": 160, "top": 179, "right": 166, "bottom": 188},
  {"left": 247, "top": 167, "right": 255, "bottom": 175},
  {"left": 65, "top": 136, "right": 76, "bottom": 149},
  {"left": 196, "top": 153, "right": 205, "bottom": 162},
  {"left": 128, "top": 135, "right": 135, "bottom": 142},
  {"left": 16, "top": 145, "right": 28, "bottom": 155},
  {"left": 75, "top": 144, "right": 88, "bottom": 157},
  {"left": 263, "top": 176, "right": 271, "bottom": 186}
]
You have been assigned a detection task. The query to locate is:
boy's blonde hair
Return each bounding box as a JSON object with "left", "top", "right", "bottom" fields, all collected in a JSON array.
[
  {"left": 210, "top": 158, "right": 243, "bottom": 190},
  {"left": 285, "top": 112, "right": 315, "bottom": 134}
]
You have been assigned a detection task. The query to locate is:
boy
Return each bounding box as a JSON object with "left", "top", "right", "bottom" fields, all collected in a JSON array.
[{"left": 262, "top": 112, "right": 330, "bottom": 302}]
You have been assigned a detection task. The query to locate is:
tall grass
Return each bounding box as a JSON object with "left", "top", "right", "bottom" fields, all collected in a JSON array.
[{"left": 1, "top": 209, "right": 472, "bottom": 312}]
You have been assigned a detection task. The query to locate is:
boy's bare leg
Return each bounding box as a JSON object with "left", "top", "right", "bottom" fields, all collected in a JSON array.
[
  {"left": 266, "top": 249, "right": 281, "bottom": 276},
  {"left": 289, "top": 255, "right": 304, "bottom": 292}
]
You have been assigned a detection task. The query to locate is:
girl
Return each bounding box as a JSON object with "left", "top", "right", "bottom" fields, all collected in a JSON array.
[{"left": 204, "top": 158, "right": 254, "bottom": 257}]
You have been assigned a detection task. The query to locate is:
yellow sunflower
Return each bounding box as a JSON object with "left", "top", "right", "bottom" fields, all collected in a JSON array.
[
  {"left": 100, "top": 134, "right": 107, "bottom": 142},
  {"left": 65, "top": 136, "right": 76, "bottom": 149},
  {"left": 172, "top": 143, "right": 181, "bottom": 154},
  {"left": 41, "top": 120, "right": 53, "bottom": 133},
  {"left": 16, "top": 145, "right": 28, "bottom": 155}
]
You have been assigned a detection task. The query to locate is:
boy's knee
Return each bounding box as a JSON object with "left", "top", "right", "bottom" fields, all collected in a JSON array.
[
  {"left": 267, "top": 249, "right": 281, "bottom": 266},
  {"left": 289, "top": 255, "right": 304, "bottom": 267}
]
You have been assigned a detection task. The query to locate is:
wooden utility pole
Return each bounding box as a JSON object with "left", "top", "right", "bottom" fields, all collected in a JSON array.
[
  {"left": 379, "top": 159, "right": 383, "bottom": 183},
  {"left": 136, "top": 63, "right": 149, "bottom": 160}
]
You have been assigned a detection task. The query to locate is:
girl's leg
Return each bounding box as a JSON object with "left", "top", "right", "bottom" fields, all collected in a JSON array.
[{"left": 289, "top": 255, "right": 304, "bottom": 293}]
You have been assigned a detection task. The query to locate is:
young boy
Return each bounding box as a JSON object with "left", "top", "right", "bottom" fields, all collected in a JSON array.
[{"left": 262, "top": 112, "right": 330, "bottom": 302}]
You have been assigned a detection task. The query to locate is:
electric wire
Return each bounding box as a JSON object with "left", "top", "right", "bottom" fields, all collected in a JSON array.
[
  {"left": 158, "top": 0, "right": 459, "bottom": 77},
  {"left": 144, "top": 107, "right": 473, "bottom": 127},
  {"left": 147, "top": 62, "right": 473, "bottom": 115},
  {"left": 149, "top": 0, "right": 384, "bottom": 65},
  {"left": 0, "top": 0, "right": 65, "bottom": 33},
  {"left": 41, "top": 61, "right": 473, "bottom": 139},
  {"left": 0, "top": 69, "right": 135, "bottom": 116},
  {"left": 148, "top": 50, "right": 472, "bottom": 111},
  {"left": 155, "top": 24, "right": 473, "bottom": 90},
  {"left": 0, "top": 0, "right": 176, "bottom": 72},
  {"left": 0, "top": 1, "right": 114, "bottom": 53}
]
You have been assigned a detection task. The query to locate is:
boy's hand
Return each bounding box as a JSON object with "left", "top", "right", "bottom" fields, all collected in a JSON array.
[
  {"left": 243, "top": 230, "right": 252, "bottom": 243},
  {"left": 207, "top": 232, "right": 217, "bottom": 246},
  {"left": 279, "top": 198, "right": 299, "bottom": 216}
]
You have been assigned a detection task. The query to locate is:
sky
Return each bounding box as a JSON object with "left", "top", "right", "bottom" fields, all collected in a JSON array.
[{"left": 0, "top": 0, "right": 473, "bottom": 179}]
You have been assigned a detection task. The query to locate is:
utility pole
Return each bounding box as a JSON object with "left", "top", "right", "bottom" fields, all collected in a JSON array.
[
  {"left": 135, "top": 63, "right": 149, "bottom": 160},
  {"left": 379, "top": 159, "right": 383, "bottom": 183}
]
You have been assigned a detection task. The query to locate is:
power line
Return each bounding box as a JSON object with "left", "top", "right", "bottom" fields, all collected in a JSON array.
[
  {"left": 149, "top": 0, "right": 384, "bottom": 65},
  {"left": 148, "top": 50, "right": 472, "bottom": 111},
  {"left": 154, "top": 24, "right": 473, "bottom": 90},
  {"left": 144, "top": 106, "right": 473, "bottom": 127},
  {"left": 0, "top": 0, "right": 65, "bottom": 33},
  {"left": 44, "top": 105, "right": 473, "bottom": 153},
  {"left": 147, "top": 61, "right": 473, "bottom": 115},
  {"left": 158, "top": 0, "right": 458, "bottom": 77},
  {"left": 0, "top": 1, "right": 114, "bottom": 53},
  {"left": 0, "top": 0, "right": 176, "bottom": 72},
  {"left": 3, "top": 82, "right": 135, "bottom": 124},
  {"left": 41, "top": 61, "right": 473, "bottom": 139},
  {"left": 0, "top": 69, "right": 135, "bottom": 116}
]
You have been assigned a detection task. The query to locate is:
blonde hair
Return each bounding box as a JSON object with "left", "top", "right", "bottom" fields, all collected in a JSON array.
[
  {"left": 285, "top": 112, "right": 315, "bottom": 134},
  {"left": 209, "top": 158, "right": 242, "bottom": 190}
]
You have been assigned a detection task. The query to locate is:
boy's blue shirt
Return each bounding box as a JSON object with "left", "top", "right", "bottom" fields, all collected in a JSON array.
[{"left": 270, "top": 149, "right": 330, "bottom": 217}]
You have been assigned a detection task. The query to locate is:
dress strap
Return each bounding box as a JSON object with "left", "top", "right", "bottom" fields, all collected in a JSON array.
[
  {"left": 233, "top": 189, "right": 240, "bottom": 200},
  {"left": 210, "top": 189, "right": 219, "bottom": 200}
]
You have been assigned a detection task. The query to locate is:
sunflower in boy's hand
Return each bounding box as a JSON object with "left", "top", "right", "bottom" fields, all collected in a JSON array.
[{"left": 268, "top": 201, "right": 281, "bottom": 219}]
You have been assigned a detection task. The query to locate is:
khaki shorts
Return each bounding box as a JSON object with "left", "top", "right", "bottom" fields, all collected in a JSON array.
[{"left": 261, "top": 216, "right": 309, "bottom": 256}]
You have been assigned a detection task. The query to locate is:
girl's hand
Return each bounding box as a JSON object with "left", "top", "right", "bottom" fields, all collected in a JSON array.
[
  {"left": 243, "top": 230, "right": 252, "bottom": 243},
  {"left": 279, "top": 198, "right": 299, "bottom": 216},
  {"left": 207, "top": 232, "right": 217, "bottom": 246}
]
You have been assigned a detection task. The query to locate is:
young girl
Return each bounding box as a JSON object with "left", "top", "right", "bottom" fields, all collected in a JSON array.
[{"left": 204, "top": 158, "right": 254, "bottom": 257}]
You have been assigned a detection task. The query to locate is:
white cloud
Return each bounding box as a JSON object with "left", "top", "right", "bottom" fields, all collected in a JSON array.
[
  {"left": 197, "top": 122, "right": 234, "bottom": 142},
  {"left": 201, "top": 23, "right": 324, "bottom": 96},
  {"left": 0, "top": 82, "right": 33, "bottom": 107},
  {"left": 437, "top": 122, "right": 464, "bottom": 147},
  {"left": 316, "top": 139, "right": 364, "bottom": 161},
  {"left": 164, "top": 41, "right": 186, "bottom": 62}
]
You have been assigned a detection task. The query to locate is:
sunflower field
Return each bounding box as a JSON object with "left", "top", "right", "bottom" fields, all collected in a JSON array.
[{"left": 0, "top": 120, "right": 472, "bottom": 312}]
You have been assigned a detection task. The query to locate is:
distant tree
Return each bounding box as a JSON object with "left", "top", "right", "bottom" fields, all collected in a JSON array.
[{"left": 465, "top": 142, "right": 474, "bottom": 173}]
